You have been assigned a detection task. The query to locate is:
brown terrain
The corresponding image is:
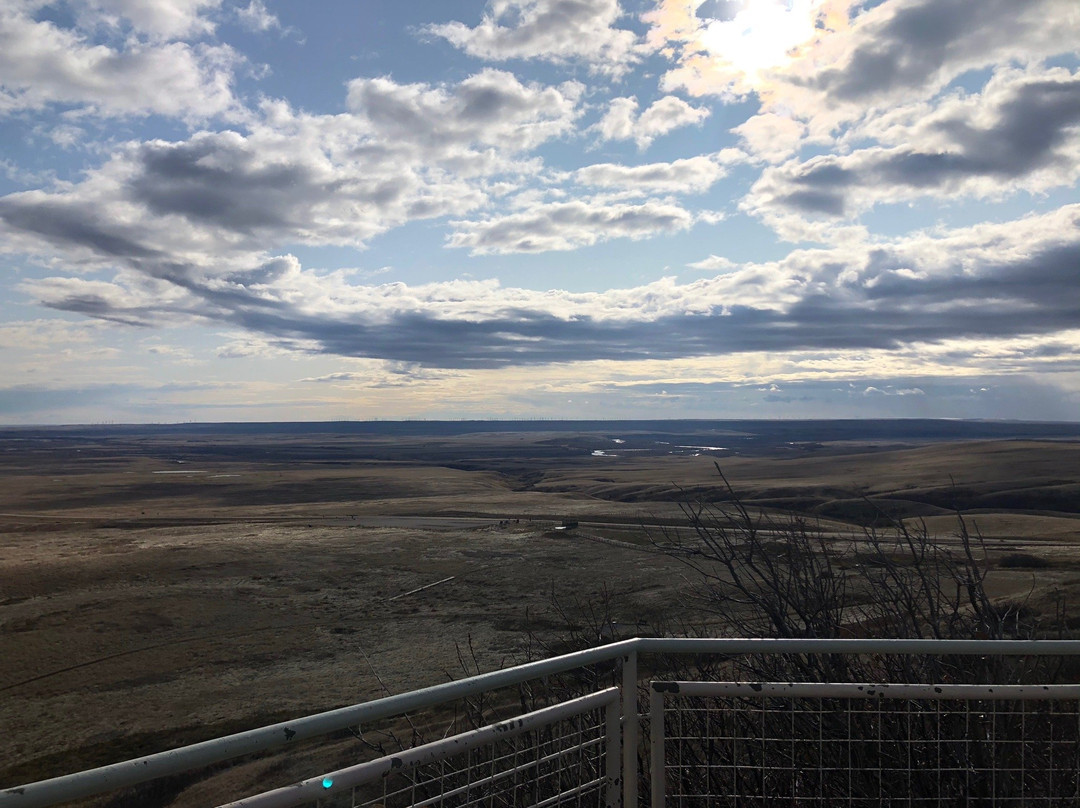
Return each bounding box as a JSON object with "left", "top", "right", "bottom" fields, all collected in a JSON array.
[{"left": 2, "top": 420, "right": 1080, "bottom": 805}]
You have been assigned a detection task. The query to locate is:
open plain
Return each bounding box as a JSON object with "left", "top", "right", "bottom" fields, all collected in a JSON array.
[{"left": 3, "top": 419, "right": 1080, "bottom": 805}]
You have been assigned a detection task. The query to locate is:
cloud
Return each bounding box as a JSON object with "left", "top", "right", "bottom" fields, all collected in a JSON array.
[
  {"left": 863, "top": 386, "right": 925, "bottom": 396},
  {"left": 747, "top": 67, "right": 1080, "bottom": 228},
  {"left": 446, "top": 198, "right": 697, "bottom": 253},
  {"left": 646, "top": 0, "right": 1080, "bottom": 164},
  {"left": 687, "top": 254, "right": 736, "bottom": 271},
  {"left": 143, "top": 340, "right": 196, "bottom": 361},
  {"left": 424, "top": 0, "right": 641, "bottom": 77},
  {"left": 574, "top": 153, "right": 738, "bottom": 195},
  {"left": 300, "top": 362, "right": 455, "bottom": 388},
  {"left": 345, "top": 68, "right": 583, "bottom": 158},
  {"left": 644, "top": 0, "right": 849, "bottom": 100},
  {"left": 809, "top": 0, "right": 1079, "bottom": 107},
  {"left": 0, "top": 70, "right": 584, "bottom": 263},
  {"left": 739, "top": 65, "right": 1080, "bottom": 240},
  {"left": 79, "top": 0, "right": 222, "bottom": 40},
  {"left": 3, "top": 4, "right": 1077, "bottom": 386},
  {"left": 13, "top": 204, "right": 1080, "bottom": 370},
  {"left": 652, "top": 0, "right": 1079, "bottom": 106},
  {"left": 0, "top": 318, "right": 108, "bottom": 351},
  {"left": 19, "top": 273, "right": 190, "bottom": 327},
  {"left": 301, "top": 372, "right": 367, "bottom": 383},
  {"left": 235, "top": 0, "right": 281, "bottom": 33},
  {"left": 730, "top": 112, "right": 807, "bottom": 164},
  {"left": 129, "top": 132, "right": 362, "bottom": 238},
  {"left": 0, "top": 3, "right": 240, "bottom": 119},
  {"left": 592, "top": 95, "right": 710, "bottom": 149}
]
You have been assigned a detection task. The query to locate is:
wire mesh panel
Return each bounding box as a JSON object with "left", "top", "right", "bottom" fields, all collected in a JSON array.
[
  {"left": 342, "top": 714, "right": 606, "bottom": 808},
  {"left": 650, "top": 682, "right": 1080, "bottom": 807},
  {"left": 221, "top": 688, "right": 621, "bottom": 808},
  {"left": 16, "top": 640, "right": 1080, "bottom": 808}
]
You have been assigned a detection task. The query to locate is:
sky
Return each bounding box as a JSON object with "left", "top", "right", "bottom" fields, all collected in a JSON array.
[{"left": 1, "top": 0, "right": 1079, "bottom": 424}]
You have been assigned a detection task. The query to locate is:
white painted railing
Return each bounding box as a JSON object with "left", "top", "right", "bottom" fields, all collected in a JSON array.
[
  {"left": 6, "top": 639, "right": 1080, "bottom": 808},
  {"left": 222, "top": 688, "right": 622, "bottom": 808}
]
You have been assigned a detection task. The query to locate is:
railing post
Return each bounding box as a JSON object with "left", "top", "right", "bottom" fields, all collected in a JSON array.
[
  {"left": 649, "top": 684, "right": 665, "bottom": 808},
  {"left": 621, "top": 649, "right": 638, "bottom": 808},
  {"left": 605, "top": 697, "right": 621, "bottom": 808}
]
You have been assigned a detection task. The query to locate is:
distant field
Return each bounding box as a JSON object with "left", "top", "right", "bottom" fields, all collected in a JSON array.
[{"left": 2, "top": 420, "right": 1079, "bottom": 804}]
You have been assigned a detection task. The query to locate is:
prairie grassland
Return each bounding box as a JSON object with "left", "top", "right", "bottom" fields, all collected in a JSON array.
[{"left": 2, "top": 424, "right": 1079, "bottom": 804}]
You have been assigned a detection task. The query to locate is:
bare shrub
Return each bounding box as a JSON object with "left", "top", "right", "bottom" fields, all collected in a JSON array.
[{"left": 643, "top": 466, "right": 1072, "bottom": 804}]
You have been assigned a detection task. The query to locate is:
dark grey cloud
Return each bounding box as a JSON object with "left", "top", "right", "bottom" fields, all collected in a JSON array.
[
  {"left": 755, "top": 69, "right": 1080, "bottom": 218},
  {"left": 22, "top": 217, "right": 1080, "bottom": 369},
  {"left": 816, "top": 0, "right": 993, "bottom": 101},
  {"left": 0, "top": 198, "right": 160, "bottom": 259},
  {"left": 860, "top": 243, "right": 1080, "bottom": 314},
  {"left": 930, "top": 77, "right": 1080, "bottom": 176},
  {"left": 0, "top": 69, "right": 582, "bottom": 266},
  {"left": 773, "top": 189, "right": 847, "bottom": 217},
  {"left": 129, "top": 137, "right": 324, "bottom": 233},
  {"left": 120, "top": 131, "right": 453, "bottom": 246},
  {"left": 35, "top": 292, "right": 155, "bottom": 327},
  {"left": 345, "top": 68, "right": 582, "bottom": 156},
  {"left": 813, "top": 0, "right": 1069, "bottom": 102}
]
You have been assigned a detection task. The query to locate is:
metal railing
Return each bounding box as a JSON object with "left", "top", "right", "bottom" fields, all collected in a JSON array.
[
  {"left": 6, "top": 639, "right": 1080, "bottom": 808},
  {"left": 221, "top": 688, "right": 622, "bottom": 808},
  {"left": 649, "top": 681, "right": 1080, "bottom": 806}
]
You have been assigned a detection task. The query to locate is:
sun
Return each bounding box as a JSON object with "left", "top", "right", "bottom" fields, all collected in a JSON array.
[{"left": 698, "top": 0, "right": 830, "bottom": 89}]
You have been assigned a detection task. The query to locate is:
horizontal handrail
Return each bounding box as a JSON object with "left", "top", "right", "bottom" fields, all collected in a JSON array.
[
  {"left": 6, "top": 637, "right": 1080, "bottom": 808},
  {"left": 651, "top": 680, "right": 1080, "bottom": 700},
  {"left": 218, "top": 688, "right": 620, "bottom": 808},
  {"left": 0, "top": 640, "right": 636, "bottom": 808},
  {"left": 638, "top": 637, "right": 1080, "bottom": 656}
]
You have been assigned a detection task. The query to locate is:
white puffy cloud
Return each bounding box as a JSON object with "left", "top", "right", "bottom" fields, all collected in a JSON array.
[
  {"left": 345, "top": 68, "right": 583, "bottom": 159},
  {"left": 235, "top": 0, "right": 281, "bottom": 33},
  {"left": 745, "top": 66, "right": 1080, "bottom": 232},
  {"left": 645, "top": 0, "right": 1080, "bottom": 163},
  {"left": 592, "top": 95, "right": 709, "bottom": 149},
  {"left": 425, "top": 0, "right": 641, "bottom": 77},
  {"left": 0, "top": 70, "right": 585, "bottom": 266},
  {"left": 687, "top": 254, "right": 736, "bottom": 271},
  {"left": 446, "top": 198, "right": 697, "bottom": 254},
  {"left": 575, "top": 153, "right": 738, "bottom": 195},
  {"left": 3, "top": 0, "right": 1078, "bottom": 396},
  {"left": 80, "top": 0, "right": 222, "bottom": 40},
  {"left": 0, "top": 3, "right": 239, "bottom": 118},
  {"left": 731, "top": 113, "right": 807, "bottom": 164}
]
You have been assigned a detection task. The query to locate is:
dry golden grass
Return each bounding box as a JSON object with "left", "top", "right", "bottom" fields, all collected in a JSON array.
[{"left": 2, "top": 428, "right": 1079, "bottom": 804}]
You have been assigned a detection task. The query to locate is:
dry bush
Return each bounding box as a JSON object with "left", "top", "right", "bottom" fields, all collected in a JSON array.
[{"left": 643, "top": 466, "right": 1075, "bottom": 804}]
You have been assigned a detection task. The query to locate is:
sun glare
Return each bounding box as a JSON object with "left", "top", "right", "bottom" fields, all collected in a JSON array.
[{"left": 699, "top": 0, "right": 825, "bottom": 87}]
